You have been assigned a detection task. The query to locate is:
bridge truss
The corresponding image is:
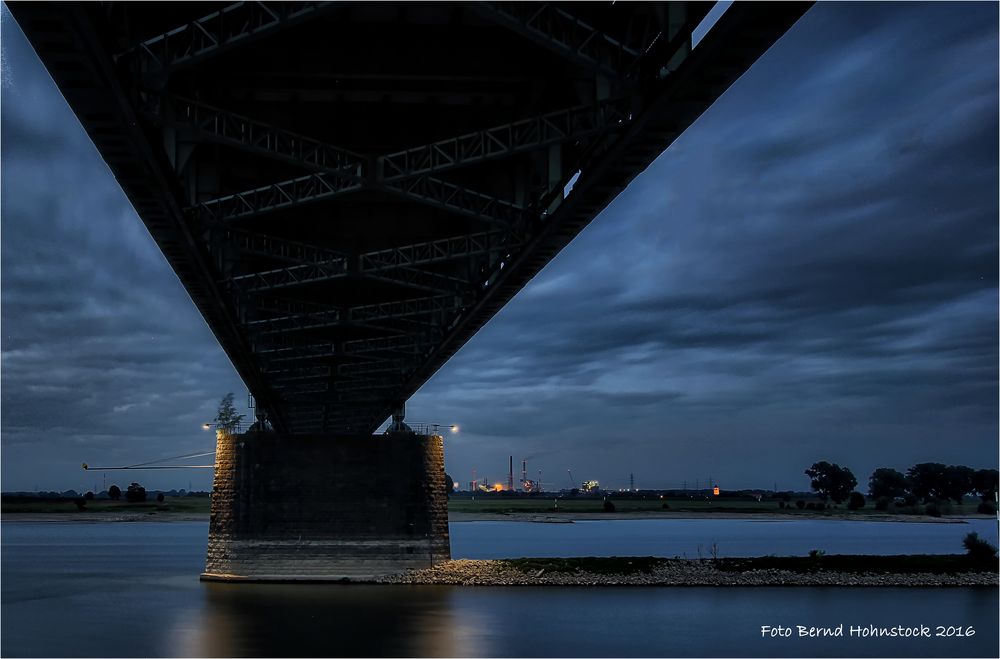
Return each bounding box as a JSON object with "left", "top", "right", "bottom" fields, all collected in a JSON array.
[{"left": 10, "top": 1, "right": 811, "bottom": 435}]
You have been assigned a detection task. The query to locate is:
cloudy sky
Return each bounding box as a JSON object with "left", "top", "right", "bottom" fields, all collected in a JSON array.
[{"left": 2, "top": 3, "right": 997, "bottom": 494}]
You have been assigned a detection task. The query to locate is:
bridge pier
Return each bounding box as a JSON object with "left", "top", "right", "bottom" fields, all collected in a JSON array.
[{"left": 202, "top": 430, "right": 450, "bottom": 582}]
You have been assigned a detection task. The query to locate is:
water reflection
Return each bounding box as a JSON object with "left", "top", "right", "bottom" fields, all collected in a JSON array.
[{"left": 184, "top": 583, "right": 467, "bottom": 657}]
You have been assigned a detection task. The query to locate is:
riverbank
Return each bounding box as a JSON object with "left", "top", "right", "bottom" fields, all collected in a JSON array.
[
  {"left": 377, "top": 556, "right": 999, "bottom": 587},
  {"left": 447, "top": 511, "right": 983, "bottom": 523},
  {"left": 4, "top": 509, "right": 994, "bottom": 524}
]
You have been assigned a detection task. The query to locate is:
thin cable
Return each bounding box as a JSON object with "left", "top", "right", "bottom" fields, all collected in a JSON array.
[{"left": 124, "top": 451, "right": 215, "bottom": 468}]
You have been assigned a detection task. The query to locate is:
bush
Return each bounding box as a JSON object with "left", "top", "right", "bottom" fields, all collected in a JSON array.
[
  {"left": 73, "top": 497, "right": 87, "bottom": 511},
  {"left": 963, "top": 532, "right": 998, "bottom": 562},
  {"left": 847, "top": 492, "right": 866, "bottom": 510},
  {"left": 84, "top": 491, "right": 94, "bottom": 501},
  {"left": 125, "top": 482, "right": 146, "bottom": 503},
  {"left": 603, "top": 500, "right": 616, "bottom": 512},
  {"left": 808, "top": 549, "right": 826, "bottom": 559},
  {"left": 874, "top": 497, "right": 891, "bottom": 511},
  {"left": 661, "top": 502, "right": 670, "bottom": 509},
  {"left": 156, "top": 493, "right": 165, "bottom": 503},
  {"left": 977, "top": 502, "right": 996, "bottom": 515},
  {"left": 795, "top": 500, "right": 806, "bottom": 509},
  {"left": 924, "top": 503, "right": 941, "bottom": 518},
  {"left": 778, "top": 501, "right": 785, "bottom": 509}
]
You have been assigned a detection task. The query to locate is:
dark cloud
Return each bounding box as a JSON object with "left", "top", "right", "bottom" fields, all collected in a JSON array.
[{"left": 2, "top": 3, "right": 997, "bottom": 492}]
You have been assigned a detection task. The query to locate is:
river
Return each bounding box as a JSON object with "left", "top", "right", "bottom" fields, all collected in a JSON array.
[{"left": 2, "top": 519, "right": 997, "bottom": 657}]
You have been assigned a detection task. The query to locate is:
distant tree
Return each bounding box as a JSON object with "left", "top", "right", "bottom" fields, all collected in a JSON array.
[
  {"left": 156, "top": 492, "right": 165, "bottom": 503},
  {"left": 84, "top": 491, "right": 95, "bottom": 501},
  {"left": 972, "top": 469, "right": 999, "bottom": 503},
  {"left": 941, "top": 465, "right": 975, "bottom": 503},
  {"left": 847, "top": 491, "right": 866, "bottom": 511},
  {"left": 805, "top": 462, "right": 857, "bottom": 504},
  {"left": 603, "top": 499, "right": 616, "bottom": 512},
  {"left": 214, "top": 393, "right": 245, "bottom": 433},
  {"left": 443, "top": 473, "right": 453, "bottom": 499},
  {"left": 73, "top": 497, "right": 87, "bottom": 511},
  {"left": 868, "top": 468, "right": 909, "bottom": 499},
  {"left": 963, "top": 532, "right": 998, "bottom": 562},
  {"left": 108, "top": 485, "right": 122, "bottom": 501},
  {"left": 795, "top": 499, "right": 806, "bottom": 509},
  {"left": 125, "top": 482, "right": 147, "bottom": 503},
  {"left": 907, "top": 463, "right": 947, "bottom": 502}
]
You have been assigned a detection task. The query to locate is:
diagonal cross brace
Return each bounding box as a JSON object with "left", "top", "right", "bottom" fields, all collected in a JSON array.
[{"left": 121, "top": 2, "right": 336, "bottom": 76}]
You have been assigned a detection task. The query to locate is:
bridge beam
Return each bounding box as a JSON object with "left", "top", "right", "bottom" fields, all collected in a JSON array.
[
  {"left": 470, "top": 2, "right": 645, "bottom": 82},
  {"left": 122, "top": 2, "right": 338, "bottom": 82}
]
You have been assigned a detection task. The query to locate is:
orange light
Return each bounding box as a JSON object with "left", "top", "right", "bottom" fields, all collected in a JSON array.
[
  {"left": 494, "top": 483, "right": 504, "bottom": 492},
  {"left": 713, "top": 486, "right": 720, "bottom": 496}
]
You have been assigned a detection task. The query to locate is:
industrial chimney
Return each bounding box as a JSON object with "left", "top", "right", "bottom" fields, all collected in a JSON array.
[{"left": 507, "top": 456, "right": 514, "bottom": 492}]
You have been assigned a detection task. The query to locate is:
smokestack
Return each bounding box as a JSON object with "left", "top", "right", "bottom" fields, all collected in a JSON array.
[
  {"left": 508, "top": 456, "right": 514, "bottom": 491},
  {"left": 522, "top": 459, "right": 527, "bottom": 489}
]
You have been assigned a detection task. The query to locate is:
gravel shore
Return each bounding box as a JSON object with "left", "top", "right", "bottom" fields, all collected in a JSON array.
[{"left": 376, "top": 559, "right": 998, "bottom": 587}]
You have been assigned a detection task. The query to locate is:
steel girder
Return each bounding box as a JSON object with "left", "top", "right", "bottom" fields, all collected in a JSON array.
[
  {"left": 224, "top": 229, "right": 515, "bottom": 294},
  {"left": 264, "top": 365, "right": 332, "bottom": 380},
  {"left": 359, "top": 230, "right": 517, "bottom": 270},
  {"left": 246, "top": 308, "right": 342, "bottom": 334},
  {"left": 222, "top": 228, "right": 348, "bottom": 265},
  {"left": 380, "top": 97, "right": 632, "bottom": 180},
  {"left": 144, "top": 93, "right": 366, "bottom": 177},
  {"left": 350, "top": 294, "right": 460, "bottom": 323},
  {"left": 121, "top": 2, "right": 336, "bottom": 77},
  {"left": 471, "top": 2, "right": 645, "bottom": 81},
  {"left": 343, "top": 332, "right": 441, "bottom": 356},
  {"left": 229, "top": 258, "right": 348, "bottom": 291},
  {"left": 193, "top": 171, "right": 364, "bottom": 222}
]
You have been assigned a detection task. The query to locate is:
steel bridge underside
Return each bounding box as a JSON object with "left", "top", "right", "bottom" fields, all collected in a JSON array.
[{"left": 10, "top": 1, "right": 811, "bottom": 435}]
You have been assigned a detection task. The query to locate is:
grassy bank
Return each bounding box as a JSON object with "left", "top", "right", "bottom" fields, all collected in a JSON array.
[
  {"left": 2, "top": 495, "right": 991, "bottom": 518},
  {"left": 448, "top": 496, "right": 989, "bottom": 517},
  {"left": 1, "top": 496, "right": 210, "bottom": 515},
  {"left": 500, "top": 554, "right": 999, "bottom": 576}
]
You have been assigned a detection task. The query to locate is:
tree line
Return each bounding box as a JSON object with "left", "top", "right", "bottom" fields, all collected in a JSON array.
[{"left": 804, "top": 461, "right": 998, "bottom": 513}]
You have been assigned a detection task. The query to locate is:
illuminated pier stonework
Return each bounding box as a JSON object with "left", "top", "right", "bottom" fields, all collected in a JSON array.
[{"left": 204, "top": 431, "right": 450, "bottom": 581}]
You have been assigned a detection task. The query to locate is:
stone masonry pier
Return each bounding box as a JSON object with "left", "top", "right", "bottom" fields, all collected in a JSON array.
[{"left": 203, "top": 431, "right": 450, "bottom": 581}]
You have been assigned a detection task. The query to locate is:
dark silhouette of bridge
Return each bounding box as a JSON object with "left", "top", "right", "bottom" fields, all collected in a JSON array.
[
  {"left": 11, "top": 1, "right": 812, "bottom": 579},
  {"left": 11, "top": 1, "right": 810, "bottom": 436}
]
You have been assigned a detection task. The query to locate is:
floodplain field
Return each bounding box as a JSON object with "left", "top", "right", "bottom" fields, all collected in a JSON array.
[{"left": 2, "top": 495, "right": 992, "bottom": 521}]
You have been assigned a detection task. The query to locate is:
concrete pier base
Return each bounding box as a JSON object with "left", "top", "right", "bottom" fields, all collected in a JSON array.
[{"left": 202, "top": 431, "right": 450, "bottom": 581}]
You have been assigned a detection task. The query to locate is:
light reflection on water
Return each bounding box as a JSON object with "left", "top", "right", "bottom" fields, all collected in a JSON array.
[{"left": 2, "top": 520, "right": 998, "bottom": 657}]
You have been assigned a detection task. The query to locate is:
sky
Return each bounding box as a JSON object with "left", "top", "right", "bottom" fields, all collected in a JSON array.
[{"left": 1, "top": 2, "right": 997, "bottom": 494}]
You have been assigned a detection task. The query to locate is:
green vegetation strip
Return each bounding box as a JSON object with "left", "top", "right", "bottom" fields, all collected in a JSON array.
[{"left": 501, "top": 555, "right": 998, "bottom": 576}]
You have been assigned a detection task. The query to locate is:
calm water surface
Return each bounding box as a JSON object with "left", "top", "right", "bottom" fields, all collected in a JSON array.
[{"left": 2, "top": 520, "right": 997, "bottom": 657}]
